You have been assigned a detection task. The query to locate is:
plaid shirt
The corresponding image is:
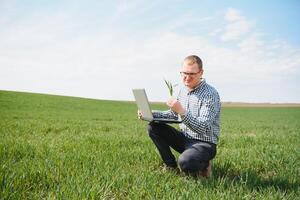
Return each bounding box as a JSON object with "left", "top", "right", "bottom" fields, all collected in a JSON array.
[{"left": 153, "top": 79, "right": 221, "bottom": 144}]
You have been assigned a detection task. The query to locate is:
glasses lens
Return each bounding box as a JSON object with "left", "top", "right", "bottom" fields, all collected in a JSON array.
[{"left": 180, "top": 72, "right": 199, "bottom": 77}]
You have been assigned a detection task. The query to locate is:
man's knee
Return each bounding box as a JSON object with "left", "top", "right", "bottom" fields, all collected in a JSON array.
[
  {"left": 178, "top": 154, "right": 195, "bottom": 172},
  {"left": 178, "top": 151, "right": 208, "bottom": 173},
  {"left": 147, "top": 122, "right": 161, "bottom": 138}
]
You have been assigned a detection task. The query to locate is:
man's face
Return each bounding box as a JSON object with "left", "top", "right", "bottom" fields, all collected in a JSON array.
[{"left": 181, "top": 61, "right": 203, "bottom": 89}]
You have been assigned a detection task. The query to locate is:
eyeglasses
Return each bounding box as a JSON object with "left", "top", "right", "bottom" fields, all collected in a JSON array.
[{"left": 180, "top": 71, "right": 200, "bottom": 77}]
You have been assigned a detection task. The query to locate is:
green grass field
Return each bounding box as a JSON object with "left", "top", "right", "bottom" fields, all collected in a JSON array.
[{"left": 0, "top": 90, "right": 299, "bottom": 199}]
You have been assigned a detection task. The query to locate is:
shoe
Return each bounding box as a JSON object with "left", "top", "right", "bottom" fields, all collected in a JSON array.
[{"left": 199, "top": 160, "right": 212, "bottom": 178}]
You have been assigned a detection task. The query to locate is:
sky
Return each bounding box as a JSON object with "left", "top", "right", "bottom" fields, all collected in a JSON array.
[{"left": 1, "top": 0, "right": 300, "bottom": 103}]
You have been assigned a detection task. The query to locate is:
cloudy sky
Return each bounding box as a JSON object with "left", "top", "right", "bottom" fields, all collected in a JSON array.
[{"left": 1, "top": 0, "right": 300, "bottom": 103}]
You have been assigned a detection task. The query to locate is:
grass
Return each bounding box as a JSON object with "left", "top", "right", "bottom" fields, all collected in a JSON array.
[{"left": 0, "top": 90, "right": 299, "bottom": 199}]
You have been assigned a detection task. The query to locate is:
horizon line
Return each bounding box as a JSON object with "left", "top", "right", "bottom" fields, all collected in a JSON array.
[{"left": 1, "top": 89, "right": 300, "bottom": 106}]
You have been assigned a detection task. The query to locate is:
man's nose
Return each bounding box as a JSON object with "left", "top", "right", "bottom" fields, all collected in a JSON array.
[{"left": 184, "top": 76, "right": 192, "bottom": 81}]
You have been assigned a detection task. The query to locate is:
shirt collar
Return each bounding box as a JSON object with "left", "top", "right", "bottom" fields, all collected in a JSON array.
[{"left": 186, "top": 78, "right": 206, "bottom": 93}]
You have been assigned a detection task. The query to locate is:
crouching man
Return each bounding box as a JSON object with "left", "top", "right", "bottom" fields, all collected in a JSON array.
[{"left": 139, "top": 55, "right": 221, "bottom": 177}]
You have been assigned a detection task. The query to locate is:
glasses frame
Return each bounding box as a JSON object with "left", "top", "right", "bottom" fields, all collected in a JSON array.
[{"left": 180, "top": 71, "right": 201, "bottom": 77}]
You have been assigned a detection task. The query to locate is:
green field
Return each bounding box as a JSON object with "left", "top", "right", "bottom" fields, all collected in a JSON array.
[{"left": 0, "top": 90, "right": 299, "bottom": 199}]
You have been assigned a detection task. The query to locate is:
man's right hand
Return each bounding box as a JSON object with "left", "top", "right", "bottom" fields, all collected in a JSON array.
[{"left": 137, "top": 110, "right": 143, "bottom": 120}]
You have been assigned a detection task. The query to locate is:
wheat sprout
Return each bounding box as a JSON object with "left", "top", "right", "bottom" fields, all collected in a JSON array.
[{"left": 164, "top": 79, "right": 178, "bottom": 96}]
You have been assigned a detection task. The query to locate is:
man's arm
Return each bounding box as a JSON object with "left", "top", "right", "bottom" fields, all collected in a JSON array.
[
  {"left": 181, "top": 94, "right": 220, "bottom": 135},
  {"left": 137, "top": 109, "right": 179, "bottom": 120},
  {"left": 152, "top": 109, "right": 179, "bottom": 120}
]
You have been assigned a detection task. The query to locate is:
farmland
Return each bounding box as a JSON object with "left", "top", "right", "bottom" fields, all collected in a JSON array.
[{"left": 0, "top": 90, "right": 299, "bottom": 199}]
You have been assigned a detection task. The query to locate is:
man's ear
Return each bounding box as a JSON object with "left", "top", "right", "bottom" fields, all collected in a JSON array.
[{"left": 200, "top": 69, "right": 204, "bottom": 76}]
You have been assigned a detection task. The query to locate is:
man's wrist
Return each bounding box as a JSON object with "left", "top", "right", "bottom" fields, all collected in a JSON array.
[{"left": 179, "top": 111, "right": 187, "bottom": 119}]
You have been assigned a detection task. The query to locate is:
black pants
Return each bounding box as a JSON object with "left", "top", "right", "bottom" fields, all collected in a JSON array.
[{"left": 148, "top": 122, "right": 216, "bottom": 173}]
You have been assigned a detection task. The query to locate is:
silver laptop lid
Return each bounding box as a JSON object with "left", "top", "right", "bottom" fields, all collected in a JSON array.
[{"left": 132, "top": 89, "right": 153, "bottom": 121}]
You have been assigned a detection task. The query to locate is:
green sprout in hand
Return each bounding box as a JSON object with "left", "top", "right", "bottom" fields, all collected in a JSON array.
[{"left": 164, "top": 79, "right": 178, "bottom": 96}]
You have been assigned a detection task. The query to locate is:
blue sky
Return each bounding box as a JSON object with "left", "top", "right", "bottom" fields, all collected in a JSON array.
[{"left": 1, "top": 0, "right": 300, "bottom": 103}]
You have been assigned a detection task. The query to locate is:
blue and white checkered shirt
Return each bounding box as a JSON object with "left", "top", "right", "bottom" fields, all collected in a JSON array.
[{"left": 153, "top": 79, "right": 221, "bottom": 144}]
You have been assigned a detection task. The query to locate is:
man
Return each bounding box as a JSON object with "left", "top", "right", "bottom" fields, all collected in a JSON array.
[{"left": 139, "top": 55, "right": 221, "bottom": 177}]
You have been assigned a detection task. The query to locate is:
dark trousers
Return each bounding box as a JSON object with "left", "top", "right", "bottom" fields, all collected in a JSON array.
[{"left": 148, "top": 122, "right": 216, "bottom": 173}]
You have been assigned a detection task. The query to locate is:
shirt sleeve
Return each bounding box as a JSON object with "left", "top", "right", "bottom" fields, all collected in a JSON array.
[
  {"left": 152, "top": 109, "right": 179, "bottom": 120},
  {"left": 152, "top": 90, "right": 182, "bottom": 120},
  {"left": 181, "top": 93, "right": 220, "bottom": 135}
]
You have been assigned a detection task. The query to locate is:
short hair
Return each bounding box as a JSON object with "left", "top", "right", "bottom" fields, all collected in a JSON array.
[{"left": 183, "top": 55, "right": 203, "bottom": 70}]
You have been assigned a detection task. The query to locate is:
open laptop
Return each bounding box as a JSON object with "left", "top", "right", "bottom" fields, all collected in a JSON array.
[{"left": 132, "top": 89, "right": 182, "bottom": 123}]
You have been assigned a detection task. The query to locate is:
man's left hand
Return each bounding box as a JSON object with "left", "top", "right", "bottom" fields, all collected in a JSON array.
[{"left": 166, "top": 97, "right": 186, "bottom": 115}]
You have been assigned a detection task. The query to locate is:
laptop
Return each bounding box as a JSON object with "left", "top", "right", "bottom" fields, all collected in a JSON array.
[{"left": 132, "top": 89, "right": 182, "bottom": 123}]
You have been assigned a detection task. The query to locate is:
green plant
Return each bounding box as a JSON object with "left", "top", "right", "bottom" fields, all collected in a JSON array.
[{"left": 164, "top": 79, "right": 178, "bottom": 96}]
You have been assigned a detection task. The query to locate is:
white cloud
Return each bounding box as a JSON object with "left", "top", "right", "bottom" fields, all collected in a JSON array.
[
  {"left": 221, "top": 8, "right": 254, "bottom": 41},
  {"left": 224, "top": 7, "right": 243, "bottom": 22}
]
